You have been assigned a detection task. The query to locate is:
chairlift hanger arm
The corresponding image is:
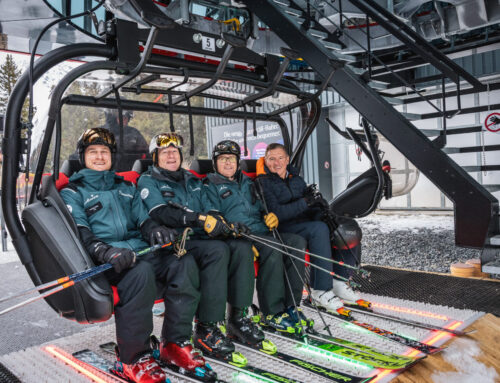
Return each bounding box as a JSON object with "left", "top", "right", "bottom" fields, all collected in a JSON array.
[
  {"left": 222, "top": 48, "right": 298, "bottom": 113},
  {"left": 171, "top": 33, "right": 245, "bottom": 105},
  {"left": 96, "top": 26, "right": 159, "bottom": 100},
  {"left": 268, "top": 65, "right": 336, "bottom": 117}
]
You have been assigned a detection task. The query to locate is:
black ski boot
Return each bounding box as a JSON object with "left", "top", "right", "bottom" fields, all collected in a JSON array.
[
  {"left": 227, "top": 306, "right": 265, "bottom": 346},
  {"left": 193, "top": 322, "right": 235, "bottom": 358}
]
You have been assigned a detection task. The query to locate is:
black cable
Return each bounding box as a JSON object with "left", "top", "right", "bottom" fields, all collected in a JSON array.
[
  {"left": 186, "top": 96, "right": 194, "bottom": 156},
  {"left": 243, "top": 104, "right": 248, "bottom": 156}
]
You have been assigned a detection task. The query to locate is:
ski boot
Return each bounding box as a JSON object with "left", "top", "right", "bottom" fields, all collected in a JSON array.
[
  {"left": 226, "top": 306, "right": 265, "bottom": 346},
  {"left": 112, "top": 344, "right": 166, "bottom": 383},
  {"left": 159, "top": 339, "right": 218, "bottom": 382},
  {"left": 285, "top": 306, "right": 314, "bottom": 329},
  {"left": 259, "top": 311, "right": 303, "bottom": 334},
  {"left": 193, "top": 321, "right": 235, "bottom": 358},
  {"left": 332, "top": 280, "right": 361, "bottom": 303},
  {"left": 310, "top": 288, "right": 344, "bottom": 313}
]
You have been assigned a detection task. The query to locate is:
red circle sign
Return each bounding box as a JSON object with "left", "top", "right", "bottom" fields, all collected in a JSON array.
[{"left": 485, "top": 112, "right": 500, "bottom": 132}]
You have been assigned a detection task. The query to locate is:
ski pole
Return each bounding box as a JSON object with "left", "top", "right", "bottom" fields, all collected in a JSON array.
[
  {"left": 252, "top": 178, "right": 334, "bottom": 338},
  {"left": 245, "top": 232, "right": 370, "bottom": 278},
  {"left": 0, "top": 242, "right": 172, "bottom": 315},
  {"left": 240, "top": 232, "right": 360, "bottom": 288}
]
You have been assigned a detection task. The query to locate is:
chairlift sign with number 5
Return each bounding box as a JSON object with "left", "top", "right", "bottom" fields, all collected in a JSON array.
[
  {"left": 485, "top": 112, "right": 500, "bottom": 132},
  {"left": 202, "top": 36, "right": 215, "bottom": 52}
]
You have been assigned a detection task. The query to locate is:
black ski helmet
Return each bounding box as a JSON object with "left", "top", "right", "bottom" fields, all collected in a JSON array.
[
  {"left": 149, "top": 132, "right": 184, "bottom": 166},
  {"left": 331, "top": 217, "right": 362, "bottom": 250},
  {"left": 76, "top": 128, "right": 117, "bottom": 168},
  {"left": 212, "top": 140, "right": 241, "bottom": 173}
]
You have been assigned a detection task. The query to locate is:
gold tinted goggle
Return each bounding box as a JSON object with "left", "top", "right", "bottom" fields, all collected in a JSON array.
[
  {"left": 156, "top": 133, "right": 184, "bottom": 148},
  {"left": 81, "top": 128, "right": 115, "bottom": 146}
]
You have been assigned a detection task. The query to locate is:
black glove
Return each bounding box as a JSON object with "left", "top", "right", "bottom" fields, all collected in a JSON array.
[
  {"left": 101, "top": 247, "right": 136, "bottom": 273},
  {"left": 230, "top": 222, "right": 251, "bottom": 237},
  {"left": 198, "top": 211, "right": 231, "bottom": 238},
  {"left": 304, "top": 193, "right": 329, "bottom": 210},
  {"left": 149, "top": 225, "right": 178, "bottom": 246}
]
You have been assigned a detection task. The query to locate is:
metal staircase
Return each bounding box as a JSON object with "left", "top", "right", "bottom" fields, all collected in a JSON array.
[{"left": 238, "top": 0, "right": 500, "bottom": 273}]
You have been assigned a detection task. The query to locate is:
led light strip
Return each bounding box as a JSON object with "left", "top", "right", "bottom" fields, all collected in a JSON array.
[
  {"left": 44, "top": 346, "right": 124, "bottom": 383},
  {"left": 295, "top": 344, "right": 372, "bottom": 371},
  {"left": 371, "top": 303, "right": 449, "bottom": 321}
]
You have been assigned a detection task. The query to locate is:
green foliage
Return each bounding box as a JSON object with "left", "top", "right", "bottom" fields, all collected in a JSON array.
[
  {"left": 0, "top": 54, "right": 32, "bottom": 120},
  {"left": 57, "top": 82, "right": 207, "bottom": 170}
]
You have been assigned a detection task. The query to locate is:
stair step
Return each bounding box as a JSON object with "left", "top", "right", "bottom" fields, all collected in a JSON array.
[
  {"left": 420, "top": 129, "right": 441, "bottom": 137},
  {"left": 347, "top": 65, "right": 366, "bottom": 76},
  {"left": 320, "top": 39, "right": 342, "bottom": 50},
  {"left": 462, "top": 165, "right": 500, "bottom": 172},
  {"left": 491, "top": 235, "right": 500, "bottom": 246},
  {"left": 273, "top": 0, "right": 290, "bottom": 6},
  {"left": 382, "top": 96, "right": 404, "bottom": 105},
  {"left": 367, "top": 80, "right": 389, "bottom": 90},
  {"left": 482, "top": 258, "right": 500, "bottom": 274},
  {"left": 484, "top": 185, "right": 500, "bottom": 193},
  {"left": 443, "top": 145, "right": 500, "bottom": 154},
  {"left": 445, "top": 124, "right": 483, "bottom": 135},
  {"left": 309, "top": 28, "right": 328, "bottom": 40},
  {"left": 400, "top": 111, "right": 422, "bottom": 120}
]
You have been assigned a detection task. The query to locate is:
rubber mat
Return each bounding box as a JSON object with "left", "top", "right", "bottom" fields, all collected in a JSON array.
[
  {"left": 0, "top": 362, "right": 21, "bottom": 383},
  {"left": 354, "top": 265, "right": 500, "bottom": 316}
]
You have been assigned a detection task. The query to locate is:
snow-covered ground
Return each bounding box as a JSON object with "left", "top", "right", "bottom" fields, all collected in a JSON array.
[{"left": 358, "top": 213, "right": 482, "bottom": 273}]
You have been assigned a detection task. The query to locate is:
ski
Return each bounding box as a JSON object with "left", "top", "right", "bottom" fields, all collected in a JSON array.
[
  {"left": 302, "top": 301, "right": 442, "bottom": 355},
  {"left": 102, "top": 340, "right": 306, "bottom": 383},
  {"left": 99, "top": 341, "right": 225, "bottom": 383},
  {"left": 259, "top": 326, "right": 418, "bottom": 371},
  {"left": 233, "top": 338, "right": 375, "bottom": 383},
  {"left": 305, "top": 328, "right": 423, "bottom": 365},
  {"left": 343, "top": 300, "right": 470, "bottom": 336},
  {"left": 72, "top": 348, "right": 217, "bottom": 383}
]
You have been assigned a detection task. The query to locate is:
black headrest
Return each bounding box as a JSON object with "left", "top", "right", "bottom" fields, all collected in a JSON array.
[
  {"left": 190, "top": 159, "right": 214, "bottom": 175},
  {"left": 240, "top": 159, "right": 257, "bottom": 173},
  {"left": 132, "top": 159, "right": 153, "bottom": 174},
  {"left": 61, "top": 159, "right": 83, "bottom": 177}
]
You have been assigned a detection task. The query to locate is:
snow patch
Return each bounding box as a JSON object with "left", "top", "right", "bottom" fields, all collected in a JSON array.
[
  {"left": 358, "top": 214, "right": 454, "bottom": 234},
  {"left": 431, "top": 338, "right": 498, "bottom": 383},
  {"left": 29, "top": 320, "right": 49, "bottom": 328}
]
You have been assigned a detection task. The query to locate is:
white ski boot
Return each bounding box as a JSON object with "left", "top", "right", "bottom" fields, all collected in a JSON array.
[
  {"left": 332, "top": 280, "right": 361, "bottom": 303},
  {"left": 310, "top": 289, "right": 344, "bottom": 312}
]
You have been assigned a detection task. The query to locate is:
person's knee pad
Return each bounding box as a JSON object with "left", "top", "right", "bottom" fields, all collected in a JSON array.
[{"left": 331, "top": 217, "right": 362, "bottom": 250}]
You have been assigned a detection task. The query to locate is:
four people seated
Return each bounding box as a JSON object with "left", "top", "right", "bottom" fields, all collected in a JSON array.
[{"left": 60, "top": 127, "right": 362, "bottom": 383}]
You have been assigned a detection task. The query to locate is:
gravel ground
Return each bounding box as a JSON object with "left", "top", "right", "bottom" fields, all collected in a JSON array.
[{"left": 357, "top": 213, "right": 482, "bottom": 273}]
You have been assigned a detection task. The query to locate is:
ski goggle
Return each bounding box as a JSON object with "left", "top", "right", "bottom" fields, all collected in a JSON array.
[
  {"left": 80, "top": 128, "right": 115, "bottom": 147},
  {"left": 214, "top": 141, "right": 239, "bottom": 156},
  {"left": 155, "top": 133, "right": 184, "bottom": 149}
]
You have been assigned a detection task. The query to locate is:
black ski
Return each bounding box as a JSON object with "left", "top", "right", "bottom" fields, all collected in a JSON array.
[
  {"left": 343, "top": 301, "right": 470, "bottom": 336},
  {"left": 302, "top": 301, "right": 442, "bottom": 355},
  {"left": 233, "top": 338, "right": 375, "bottom": 383},
  {"left": 98, "top": 342, "right": 225, "bottom": 383}
]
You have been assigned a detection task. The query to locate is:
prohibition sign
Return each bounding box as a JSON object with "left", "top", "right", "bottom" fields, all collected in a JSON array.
[{"left": 485, "top": 112, "right": 500, "bottom": 132}]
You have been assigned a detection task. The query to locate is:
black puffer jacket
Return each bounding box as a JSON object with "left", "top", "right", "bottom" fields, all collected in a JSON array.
[{"left": 256, "top": 160, "right": 311, "bottom": 224}]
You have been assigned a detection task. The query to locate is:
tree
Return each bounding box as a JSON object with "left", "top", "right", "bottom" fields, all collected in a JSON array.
[{"left": 0, "top": 54, "right": 31, "bottom": 121}]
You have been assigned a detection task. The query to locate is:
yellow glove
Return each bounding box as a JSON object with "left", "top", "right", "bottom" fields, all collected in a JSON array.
[
  {"left": 264, "top": 212, "right": 279, "bottom": 230},
  {"left": 198, "top": 213, "right": 230, "bottom": 237},
  {"left": 252, "top": 245, "right": 259, "bottom": 261}
]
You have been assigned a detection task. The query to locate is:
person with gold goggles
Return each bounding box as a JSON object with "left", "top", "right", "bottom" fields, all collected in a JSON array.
[{"left": 138, "top": 132, "right": 246, "bottom": 361}]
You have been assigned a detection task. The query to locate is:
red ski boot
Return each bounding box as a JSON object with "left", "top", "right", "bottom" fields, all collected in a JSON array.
[
  {"left": 160, "top": 340, "right": 217, "bottom": 381},
  {"left": 119, "top": 353, "right": 166, "bottom": 383}
]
